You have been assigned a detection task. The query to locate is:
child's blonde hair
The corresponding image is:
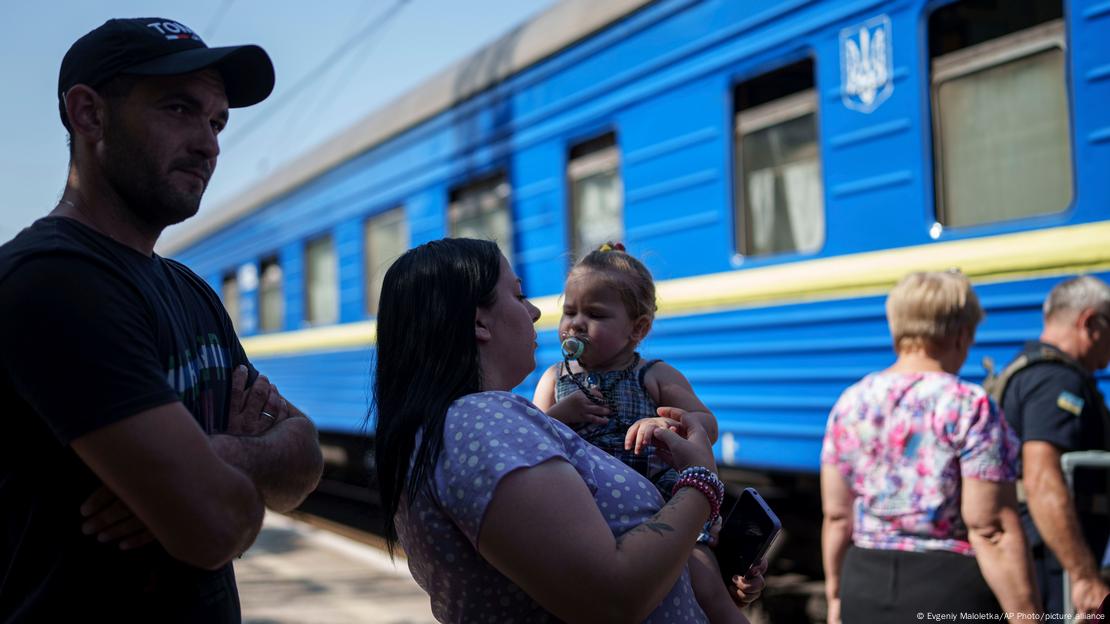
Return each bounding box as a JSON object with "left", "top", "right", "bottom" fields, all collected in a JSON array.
[
  {"left": 886, "top": 270, "right": 983, "bottom": 351},
  {"left": 570, "top": 242, "right": 657, "bottom": 321}
]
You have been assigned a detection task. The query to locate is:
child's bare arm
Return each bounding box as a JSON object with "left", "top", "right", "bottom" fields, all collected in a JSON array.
[
  {"left": 689, "top": 544, "right": 753, "bottom": 624},
  {"left": 644, "top": 362, "right": 718, "bottom": 443},
  {"left": 533, "top": 364, "right": 610, "bottom": 426},
  {"left": 532, "top": 364, "right": 560, "bottom": 411},
  {"left": 548, "top": 391, "right": 611, "bottom": 426}
]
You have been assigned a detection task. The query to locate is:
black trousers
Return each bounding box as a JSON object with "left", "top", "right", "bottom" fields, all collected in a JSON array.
[
  {"left": 840, "top": 546, "right": 1001, "bottom": 623},
  {"left": 1031, "top": 542, "right": 1067, "bottom": 615}
]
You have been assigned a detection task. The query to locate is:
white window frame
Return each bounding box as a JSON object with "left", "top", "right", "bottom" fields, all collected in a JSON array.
[
  {"left": 734, "top": 88, "right": 822, "bottom": 257},
  {"left": 736, "top": 89, "right": 818, "bottom": 137},
  {"left": 567, "top": 144, "right": 620, "bottom": 180},
  {"left": 304, "top": 234, "right": 338, "bottom": 326},
  {"left": 221, "top": 272, "right": 240, "bottom": 334},
  {"left": 568, "top": 137, "right": 621, "bottom": 262},
  {"left": 364, "top": 206, "right": 408, "bottom": 316},
  {"left": 930, "top": 19, "right": 1069, "bottom": 225},
  {"left": 448, "top": 174, "right": 513, "bottom": 261},
  {"left": 258, "top": 256, "right": 283, "bottom": 333}
]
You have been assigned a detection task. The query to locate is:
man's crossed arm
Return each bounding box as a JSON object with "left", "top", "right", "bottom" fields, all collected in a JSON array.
[{"left": 76, "top": 366, "right": 324, "bottom": 564}]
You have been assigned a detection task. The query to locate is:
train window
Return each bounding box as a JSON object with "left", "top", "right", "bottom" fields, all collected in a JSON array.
[
  {"left": 258, "top": 256, "right": 284, "bottom": 333},
  {"left": 567, "top": 132, "right": 622, "bottom": 262},
  {"left": 733, "top": 59, "right": 823, "bottom": 257},
  {"left": 221, "top": 272, "right": 240, "bottom": 334},
  {"left": 929, "top": 1, "right": 1070, "bottom": 227},
  {"left": 448, "top": 174, "right": 513, "bottom": 263},
  {"left": 365, "top": 207, "right": 409, "bottom": 316},
  {"left": 305, "top": 235, "right": 338, "bottom": 326}
]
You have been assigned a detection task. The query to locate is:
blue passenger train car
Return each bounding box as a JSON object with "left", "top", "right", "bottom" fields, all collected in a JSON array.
[{"left": 161, "top": 0, "right": 1110, "bottom": 486}]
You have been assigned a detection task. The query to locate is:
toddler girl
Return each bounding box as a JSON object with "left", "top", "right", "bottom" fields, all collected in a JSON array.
[{"left": 533, "top": 242, "right": 756, "bottom": 624}]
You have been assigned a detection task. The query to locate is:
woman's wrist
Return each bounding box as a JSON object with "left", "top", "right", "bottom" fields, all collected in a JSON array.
[
  {"left": 672, "top": 466, "right": 724, "bottom": 522},
  {"left": 676, "top": 458, "right": 718, "bottom": 475}
]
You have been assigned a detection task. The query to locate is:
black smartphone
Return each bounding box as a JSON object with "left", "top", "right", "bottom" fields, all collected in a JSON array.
[{"left": 714, "top": 487, "right": 782, "bottom": 583}]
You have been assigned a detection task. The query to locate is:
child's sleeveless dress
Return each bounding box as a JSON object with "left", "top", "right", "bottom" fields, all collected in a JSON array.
[{"left": 554, "top": 353, "right": 679, "bottom": 499}]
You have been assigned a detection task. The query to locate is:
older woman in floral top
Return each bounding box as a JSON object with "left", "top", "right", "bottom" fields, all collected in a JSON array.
[{"left": 821, "top": 271, "right": 1040, "bottom": 623}]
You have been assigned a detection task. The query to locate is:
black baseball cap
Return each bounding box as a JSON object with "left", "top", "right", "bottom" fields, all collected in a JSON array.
[{"left": 58, "top": 17, "right": 274, "bottom": 128}]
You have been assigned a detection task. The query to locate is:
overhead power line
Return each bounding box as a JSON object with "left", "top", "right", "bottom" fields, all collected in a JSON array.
[
  {"left": 279, "top": 1, "right": 403, "bottom": 144},
  {"left": 221, "top": 0, "right": 410, "bottom": 151},
  {"left": 204, "top": 0, "right": 236, "bottom": 40}
]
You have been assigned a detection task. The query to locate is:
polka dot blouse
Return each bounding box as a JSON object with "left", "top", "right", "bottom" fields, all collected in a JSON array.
[{"left": 395, "top": 391, "right": 707, "bottom": 623}]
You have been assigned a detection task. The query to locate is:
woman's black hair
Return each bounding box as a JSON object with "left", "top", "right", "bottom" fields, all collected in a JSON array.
[{"left": 370, "top": 238, "right": 502, "bottom": 555}]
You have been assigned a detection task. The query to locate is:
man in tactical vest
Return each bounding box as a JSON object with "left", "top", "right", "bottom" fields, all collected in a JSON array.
[{"left": 993, "top": 276, "right": 1110, "bottom": 617}]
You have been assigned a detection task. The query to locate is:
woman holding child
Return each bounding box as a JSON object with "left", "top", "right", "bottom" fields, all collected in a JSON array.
[{"left": 373, "top": 238, "right": 762, "bottom": 623}]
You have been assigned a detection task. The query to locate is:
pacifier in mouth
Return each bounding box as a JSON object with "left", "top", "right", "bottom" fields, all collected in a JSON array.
[{"left": 560, "top": 335, "right": 589, "bottom": 360}]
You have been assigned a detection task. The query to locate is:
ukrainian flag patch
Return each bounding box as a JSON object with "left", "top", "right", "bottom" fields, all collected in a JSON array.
[{"left": 1056, "top": 391, "right": 1084, "bottom": 416}]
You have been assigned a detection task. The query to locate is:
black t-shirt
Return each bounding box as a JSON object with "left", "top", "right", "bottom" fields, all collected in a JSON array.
[
  {"left": 0, "top": 217, "right": 251, "bottom": 622},
  {"left": 1001, "top": 341, "right": 1110, "bottom": 567}
]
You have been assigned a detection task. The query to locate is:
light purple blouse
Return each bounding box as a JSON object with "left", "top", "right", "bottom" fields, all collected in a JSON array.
[{"left": 396, "top": 391, "right": 707, "bottom": 623}]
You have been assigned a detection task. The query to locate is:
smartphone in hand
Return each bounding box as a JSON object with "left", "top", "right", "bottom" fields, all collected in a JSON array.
[{"left": 715, "top": 487, "right": 782, "bottom": 583}]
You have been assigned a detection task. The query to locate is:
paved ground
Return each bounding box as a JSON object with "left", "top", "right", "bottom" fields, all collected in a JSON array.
[
  {"left": 235, "top": 513, "right": 436, "bottom": 624},
  {"left": 234, "top": 512, "right": 824, "bottom": 623}
]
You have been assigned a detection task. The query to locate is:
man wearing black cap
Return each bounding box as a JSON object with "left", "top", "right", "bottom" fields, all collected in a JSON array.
[{"left": 0, "top": 18, "right": 323, "bottom": 621}]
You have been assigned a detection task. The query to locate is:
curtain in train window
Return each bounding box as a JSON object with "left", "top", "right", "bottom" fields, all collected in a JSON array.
[
  {"left": 932, "top": 20, "right": 1071, "bottom": 227},
  {"left": 736, "top": 87, "right": 824, "bottom": 257},
  {"left": 259, "top": 256, "right": 284, "bottom": 333},
  {"left": 221, "top": 273, "right": 240, "bottom": 334},
  {"left": 365, "top": 207, "right": 409, "bottom": 316},
  {"left": 568, "top": 133, "right": 622, "bottom": 262},
  {"left": 448, "top": 175, "right": 513, "bottom": 263},
  {"left": 305, "top": 235, "right": 338, "bottom": 326}
]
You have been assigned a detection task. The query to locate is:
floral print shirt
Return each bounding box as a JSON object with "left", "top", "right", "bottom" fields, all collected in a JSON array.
[{"left": 821, "top": 371, "right": 1020, "bottom": 555}]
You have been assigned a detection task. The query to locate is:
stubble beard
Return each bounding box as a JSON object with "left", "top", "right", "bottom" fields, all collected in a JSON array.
[{"left": 100, "top": 114, "right": 205, "bottom": 232}]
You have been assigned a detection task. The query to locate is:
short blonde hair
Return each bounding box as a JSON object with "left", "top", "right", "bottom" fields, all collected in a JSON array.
[{"left": 886, "top": 270, "right": 983, "bottom": 350}]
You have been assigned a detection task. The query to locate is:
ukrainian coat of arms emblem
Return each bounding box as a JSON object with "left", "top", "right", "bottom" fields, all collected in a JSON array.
[{"left": 840, "top": 15, "right": 894, "bottom": 113}]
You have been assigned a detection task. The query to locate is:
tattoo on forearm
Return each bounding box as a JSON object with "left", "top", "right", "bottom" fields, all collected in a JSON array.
[
  {"left": 643, "top": 522, "right": 675, "bottom": 536},
  {"left": 664, "top": 488, "right": 694, "bottom": 511},
  {"left": 615, "top": 489, "right": 696, "bottom": 548},
  {"left": 618, "top": 520, "right": 676, "bottom": 546}
]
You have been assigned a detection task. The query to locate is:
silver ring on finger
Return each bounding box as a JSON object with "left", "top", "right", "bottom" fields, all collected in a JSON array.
[{"left": 261, "top": 411, "right": 276, "bottom": 421}]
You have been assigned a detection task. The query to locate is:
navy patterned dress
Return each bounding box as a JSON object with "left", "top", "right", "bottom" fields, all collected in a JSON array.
[{"left": 554, "top": 353, "right": 680, "bottom": 499}]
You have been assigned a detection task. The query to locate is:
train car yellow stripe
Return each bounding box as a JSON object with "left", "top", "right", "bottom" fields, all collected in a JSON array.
[
  {"left": 242, "top": 220, "right": 1110, "bottom": 358},
  {"left": 650, "top": 220, "right": 1110, "bottom": 317},
  {"left": 243, "top": 320, "right": 377, "bottom": 357}
]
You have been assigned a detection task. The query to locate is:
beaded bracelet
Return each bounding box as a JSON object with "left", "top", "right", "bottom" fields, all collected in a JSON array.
[
  {"left": 683, "top": 477, "right": 728, "bottom": 517},
  {"left": 671, "top": 466, "right": 725, "bottom": 522},
  {"left": 678, "top": 466, "right": 725, "bottom": 501},
  {"left": 674, "top": 475, "right": 722, "bottom": 521}
]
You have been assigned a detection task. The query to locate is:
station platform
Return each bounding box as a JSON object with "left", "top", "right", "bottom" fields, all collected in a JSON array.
[{"left": 235, "top": 512, "right": 435, "bottom": 624}]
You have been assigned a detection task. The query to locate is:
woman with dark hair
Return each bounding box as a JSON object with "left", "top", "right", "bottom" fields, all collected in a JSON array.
[{"left": 373, "top": 238, "right": 759, "bottom": 623}]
